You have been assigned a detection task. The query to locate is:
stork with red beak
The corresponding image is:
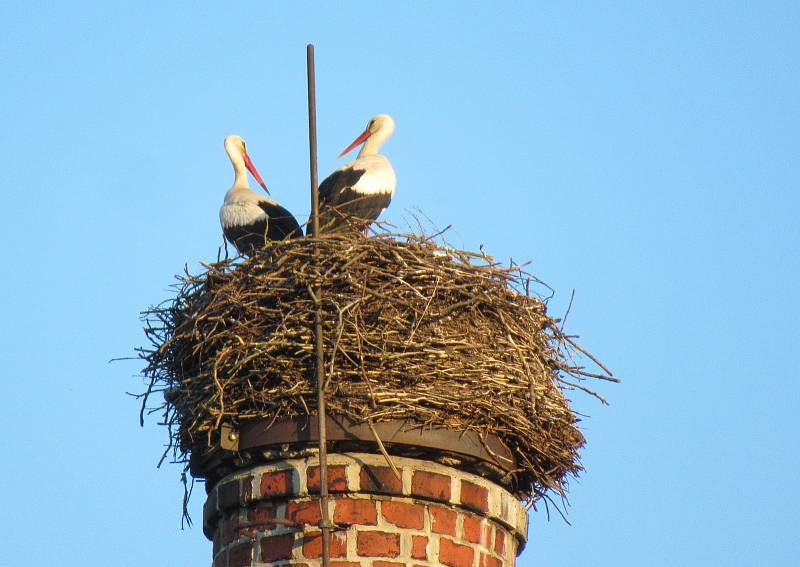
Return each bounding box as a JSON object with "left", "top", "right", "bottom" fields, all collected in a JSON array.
[
  {"left": 309, "top": 114, "right": 396, "bottom": 235},
  {"left": 219, "top": 135, "right": 301, "bottom": 256}
]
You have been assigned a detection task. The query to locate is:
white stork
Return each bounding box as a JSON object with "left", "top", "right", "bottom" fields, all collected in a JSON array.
[
  {"left": 309, "top": 114, "right": 396, "bottom": 235},
  {"left": 219, "top": 135, "right": 301, "bottom": 256}
]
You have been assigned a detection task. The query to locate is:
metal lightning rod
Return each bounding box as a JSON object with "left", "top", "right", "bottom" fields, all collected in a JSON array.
[{"left": 306, "top": 43, "right": 331, "bottom": 567}]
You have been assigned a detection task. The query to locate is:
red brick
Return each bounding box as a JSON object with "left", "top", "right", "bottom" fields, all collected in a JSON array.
[
  {"left": 308, "top": 465, "right": 348, "bottom": 493},
  {"left": 242, "top": 475, "right": 253, "bottom": 502},
  {"left": 462, "top": 514, "right": 482, "bottom": 543},
  {"left": 218, "top": 479, "right": 242, "bottom": 511},
  {"left": 494, "top": 528, "right": 506, "bottom": 555},
  {"left": 247, "top": 503, "right": 276, "bottom": 528},
  {"left": 286, "top": 500, "right": 322, "bottom": 525},
  {"left": 381, "top": 500, "right": 424, "bottom": 529},
  {"left": 411, "top": 535, "right": 428, "bottom": 559},
  {"left": 218, "top": 520, "right": 231, "bottom": 546},
  {"left": 220, "top": 514, "right": 240, "bottom": 545},
  {"left": 213, "top": 534, "right": 221, "bottom": 557},
  {"left": 373, "top": 562, "right": 405, "bottom": 567},
  {"left": 260, "top": 534, "right": 295, "bottom": 562},
  {"left": 212, "top": 551, "right": 225, "bottom": 567},
  {"left": 460, "top": 480, "right": 489, "bottom": 512},
  {"left": 303, "top": 530, "right": 347, "bottom": 558},
  {"left": 356, "top": 531, "right": 400, "bottom": 557},
  {"left": 430, "top": 505, "right": 457, "bottom": 536},
  {"left": 207, "top": 488, "right": 219, "bottom": 515},
  {"left": 411, "top": 471, "right": 451, "bottom": 502},
  {"left": 334, "top": 498, "right": 378, "bottom": 525},
  {"left": 228, "top": 541, "right": 252, "bottom": 567},
  {"left": 260, "top": 470, "right": 293, "bottom": 498},
  {"left": 235, "top": 526, "right": 262, "bottom": 540},
  {"left": 330, "top": 563, "right": 361, "bottom": 567},
  {"left": 481, "top": 554, "right": 503, "bottom": 567},
  {"left": 481, "top": 523, "right": 491, "bottom": 547},
  {"left": 360, "top": 465, "right": 403, "bottom": 494},
  {"left": 439, "top": 538, "right": 474, "bottom": 567}
]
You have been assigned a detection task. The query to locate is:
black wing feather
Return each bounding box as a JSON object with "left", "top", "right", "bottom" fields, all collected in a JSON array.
[
  {"left": 318, "top": 168, "right": 367, "bottom": 205},
  {"left": 223, "top": 202, "right": 301, "bottom": 256},
  {"left": 309, "top": 168, "right": 371, "bottom": 234},
  {"left": 257, "top": 201, "right": 302, "bottom": 241}
]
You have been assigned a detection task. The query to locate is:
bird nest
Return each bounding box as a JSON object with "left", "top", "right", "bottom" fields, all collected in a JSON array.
[{"left": 139, "top": 233, "right": 614, "bottom": 502}]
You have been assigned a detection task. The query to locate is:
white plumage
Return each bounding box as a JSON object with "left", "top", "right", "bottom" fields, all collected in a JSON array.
[
  {"left": 219, "top": 135, "right": 301, "bottom": 255},
  {"left": 310, "top": 114, "right": 396, "bottom": 235}
]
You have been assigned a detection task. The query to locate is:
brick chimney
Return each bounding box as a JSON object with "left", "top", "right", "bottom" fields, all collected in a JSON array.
[{"left": 203, "top": 452, "right": 528, "bottom": 567}]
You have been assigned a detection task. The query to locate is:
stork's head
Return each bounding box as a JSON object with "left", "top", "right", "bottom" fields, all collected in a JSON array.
[
  {"left": 339, "top": 114, "right": 396, "bottom": 158},
  {"left": 224, "top": 134, "right": 269, "bottom": 193}
]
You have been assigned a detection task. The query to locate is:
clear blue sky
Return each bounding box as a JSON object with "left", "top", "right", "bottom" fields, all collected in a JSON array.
[{"left": 2, "top": 2, "right": 798, "bottom": 565}]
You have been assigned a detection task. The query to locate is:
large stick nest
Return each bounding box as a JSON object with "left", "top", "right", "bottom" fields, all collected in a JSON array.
[{"left": 140, "top": 234, "right": 614, "bottom": 501}]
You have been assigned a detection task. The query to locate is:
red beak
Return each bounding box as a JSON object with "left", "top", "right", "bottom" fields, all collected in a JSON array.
[
  {"left": 243, "top": 153, "right": 269, "bottom": 194},
  {"left": 339, "top": 128, "right": 373, "bottom": 158}
]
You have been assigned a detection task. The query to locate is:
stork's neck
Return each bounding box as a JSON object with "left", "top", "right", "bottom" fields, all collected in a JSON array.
[
  {"left": 229, "top": 153, "right": 251, "bottom": 189},
  {"left": 358, "top": 134, "right": 385, "bottom": 158}
]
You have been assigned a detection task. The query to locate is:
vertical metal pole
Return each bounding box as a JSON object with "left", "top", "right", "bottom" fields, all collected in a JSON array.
[
  {"left": 307, "top": 43, "right": 331, "bottom": 567},
  {"left": 308, "top": 44, "right": 321, "bottom": 240}
]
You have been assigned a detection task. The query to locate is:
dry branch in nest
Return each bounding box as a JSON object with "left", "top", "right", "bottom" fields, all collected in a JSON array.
[{"left": 139, "top": 233, "right": 615, "bottom": 502}]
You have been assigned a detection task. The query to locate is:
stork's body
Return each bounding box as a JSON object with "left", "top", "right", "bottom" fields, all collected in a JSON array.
[
  {"left": 310, "top": 114, "right": 396, "bottom": 235},
  {"left": 219, "top": 135, "right": 301, "bottom": 256}
]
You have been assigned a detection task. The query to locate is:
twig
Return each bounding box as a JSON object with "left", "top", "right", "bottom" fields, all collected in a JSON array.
[{"left": 366, "top": 420, "right": 402, "bottom": 482}]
